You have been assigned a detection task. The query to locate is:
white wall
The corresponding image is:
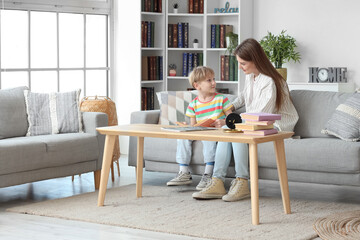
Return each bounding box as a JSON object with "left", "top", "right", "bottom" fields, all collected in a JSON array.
[
  {"left": 112, "top": 1, "right": 141, "bottom": 154},
  {"left": 254, "top": 0, "right": 360, "bottom": 88},
  {"left": 114, "top": 0, "right": 360, "bottom": 154}
]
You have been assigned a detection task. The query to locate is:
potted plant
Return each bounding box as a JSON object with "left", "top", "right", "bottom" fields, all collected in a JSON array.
[
  {"left": 225, "top": 32, "right": 238, "bottom": 55},
  {"left": 259, "top": 30, "right": 301, "bottom": 80},
  {"left": 173, "top": 3, "right": 179, "bottom": 13},
  {"left": 193, "top": 38, "right": 199, "bottom": 48},
  {"left": 169, "top": 64, "right": 177, "bottom": 76}
]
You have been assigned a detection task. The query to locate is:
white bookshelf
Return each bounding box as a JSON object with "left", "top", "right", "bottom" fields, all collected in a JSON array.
[{"left": 140, "top": 0, "right": 253, "bottom": 109}]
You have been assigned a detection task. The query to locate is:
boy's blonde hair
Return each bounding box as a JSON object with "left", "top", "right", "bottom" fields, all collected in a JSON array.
[{"left": 188, "top": 66, "right": 215, "bottom": 87}]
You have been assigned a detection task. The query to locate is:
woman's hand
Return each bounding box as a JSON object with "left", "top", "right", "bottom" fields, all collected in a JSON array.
[{"left": 212, "top": 119, "right": 226, "bottom": 128}]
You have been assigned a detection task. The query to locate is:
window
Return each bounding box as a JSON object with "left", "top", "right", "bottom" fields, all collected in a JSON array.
[{"left": 0, "top": 1, "right": 110, "bottom": 98}]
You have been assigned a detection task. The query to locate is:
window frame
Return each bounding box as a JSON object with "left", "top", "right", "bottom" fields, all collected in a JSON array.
[{"left": 0, "top": 0, "right": 112, "bottom": 96}]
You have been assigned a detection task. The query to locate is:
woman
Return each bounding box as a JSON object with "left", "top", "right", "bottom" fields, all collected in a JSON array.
[{"left": 192, "top": 38, "right": 299, "bottom": 201}]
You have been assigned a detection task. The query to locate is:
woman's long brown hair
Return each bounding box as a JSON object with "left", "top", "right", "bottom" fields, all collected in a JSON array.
[{"left": 234, "top": 38, "right": 287, "bottom": 111}]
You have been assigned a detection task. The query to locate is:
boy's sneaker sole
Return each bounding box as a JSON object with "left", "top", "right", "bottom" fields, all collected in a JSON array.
[{"left": 167, "top": 180, "right": 192, "bottom": 186}]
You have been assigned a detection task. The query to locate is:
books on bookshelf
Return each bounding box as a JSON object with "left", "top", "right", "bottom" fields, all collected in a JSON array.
[
  {"left": 210, "top": 25, "right": 233, "bottom": 48},
  {"left": 243, "top": 128, "right": 278, "bottom": 136},
  {"left": 220, "top": 55, "right": 238, "bottom": 81},
  {"left": 240, "top": 112, "right": 282, "bottom": 121},
  {"left": 141, "top": 0, "right": 162, "bottom": 13},
  {"left": 168, "top": 22, "right": 189, "bottom": 48},
  {"left": 182, "top": 52, "right": 203, "bottom": 76},
  {"left": 141, "top": 21, "right": 155, "bottom": 48},
  {"left": 188, "top": 0, "right": 204, "bottom": 13},
  {"left": 141, "top": 56, "right": 163, "bottom": 80},
  {"left": 141, "top": 87, "right": 155, "bottom": 110}
]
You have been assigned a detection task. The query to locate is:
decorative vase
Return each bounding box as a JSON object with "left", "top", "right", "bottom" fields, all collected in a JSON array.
[
  {"left": 277, "top": 68, "right": 287, "bottom": 81},
  {"left": 193, "top": 43, "right": 199, "bottom": 48},
  {"left": 173, "top": 9, "right": 178, "bottom": 13}
]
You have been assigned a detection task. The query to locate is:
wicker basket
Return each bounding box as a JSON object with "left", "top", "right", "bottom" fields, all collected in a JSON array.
[{"left": 80, "top": 96, "right": 120, "bottom": 162}]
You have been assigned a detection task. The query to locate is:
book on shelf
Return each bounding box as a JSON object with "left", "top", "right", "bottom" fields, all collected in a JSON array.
[
  {"left": 245, "top": 120, "right": 275, "bottom": 126},
  {"left": 240, "top": 112, "right": 282, "bottom": 121},
  {"left": 184, "top": 23, "right": 189, "bottom": 48},
  {"left": 210, "top": 25, "right": 233, "bottom": 49},
  {"left": 182, "top": 52, "right": 203, "bottom": 77},
  {"left": 141, "top": 87, "right": 154, "bottom": 110},
  {"left": 161, "top": 126, "right": 217, "bottom": 132},
  {"left": 220, "top": 55, "right": 237, "bottom": 81},
  {"left": 216, "top": 88, "right": 229, "bottom": 94},
  {"left": 173, "top": 24, "right": 178, "bottom": 47},
  {"left": 141, "top": 56, "right": 163, "bottom": 80},
  {"left": 243, "top": 128, "right": 278, "bottom": 136},
  {"left": 141, "top": 21, "right": 155, "bottom": 48},
  {"left": 178, "top": 22, "right": 183, "bottom": 48},
  {"left": 142, "top": 0, "right": 162, "bottom": 13},
  {"left": 235, "top": 123, "right": 274, "bottom": 131}
]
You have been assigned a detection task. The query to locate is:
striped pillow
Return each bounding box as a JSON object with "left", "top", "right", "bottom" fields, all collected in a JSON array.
[
  {"left": 321, "top": 93, "right": 360, "bottom": 141},
  {"left": 24, "top": 89, "right": 83, "bottom": 136}
]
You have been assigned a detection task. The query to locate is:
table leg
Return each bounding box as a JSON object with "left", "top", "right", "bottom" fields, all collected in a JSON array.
[
  {"left": 97, "top": 135, "right": 116, "bottom": 206},
  {"left": 249, "top": 143, "right": 259, "bottom": 225},
  {"left": 136, "top": 137, "right": 144, "bottom": 198},
  {"left": 273, "top": 139, "right": 291, "bottom": 214}
]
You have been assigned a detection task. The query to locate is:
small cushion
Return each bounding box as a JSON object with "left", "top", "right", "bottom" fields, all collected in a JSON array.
[
  {"left": 321, "top": 93, "right": 360, "bottom": 141},
  {"left": 0, "top": 86, "right": 29, "bottom": 139},
  {"left": 156, "top": 91, "right": 197, "bottom": 125},
  {"left": 24, "top": 89, "right": 83, "bottom": 136}
]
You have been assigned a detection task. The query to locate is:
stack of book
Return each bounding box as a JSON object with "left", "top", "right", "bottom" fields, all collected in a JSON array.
[{"left": 236, "top": 113, "right": 281, "bottom": 136}]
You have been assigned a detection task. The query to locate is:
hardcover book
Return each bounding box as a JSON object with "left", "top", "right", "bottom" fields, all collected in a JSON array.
[
  {"left": 161, "top": 126, "right": 217, "bottom": 132},
  {"left": 240, "top": 112, "right": 282, "bottom": 121},
  {"left": 245, "top": 120, "right": 275, "bottom": 126},
  {"left": 243, "top": 128, "right": 278, "bottom": 136},
  {"left": 235, "top": 123, "right": 274, "bottom": 131}
]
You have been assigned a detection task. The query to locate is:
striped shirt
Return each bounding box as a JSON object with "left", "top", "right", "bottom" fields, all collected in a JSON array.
[
  {"left": 232, "top": 73, "right": 299, "bottom": 131},
  {"left": 186, "top": 93, "right": 232, "bottom": 122}
]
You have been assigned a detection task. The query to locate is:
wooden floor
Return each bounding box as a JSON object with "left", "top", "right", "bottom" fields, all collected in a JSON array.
[{"left": 0, "top": 155, "right": 208, "bottom": 240}]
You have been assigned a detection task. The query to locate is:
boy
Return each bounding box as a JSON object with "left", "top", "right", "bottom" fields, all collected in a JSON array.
[{"left": 167, "top": 66, "right": 232, "bottom": 190}]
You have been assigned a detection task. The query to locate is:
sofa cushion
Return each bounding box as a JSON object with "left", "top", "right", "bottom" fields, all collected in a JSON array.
[
  {"left": 290, "top": 90, "right": 354, "bottom": 138},
  {"left": 0, "top": 133, "right": 98, "bottom": 175},
  {"left": 321, "top": 93, "right": 360, "bottom": 141},
  {"left": 156, "top": 91, "right": 197, "bottom": 125},
  {"left": 24, "top": 89, "right": 83, "bottom": 136},
  {"left": 0, "top": 86, "right": 29, "bottom": 139},
  {"left": 258, "top": 138, "right": 360, "bottom": 173}
]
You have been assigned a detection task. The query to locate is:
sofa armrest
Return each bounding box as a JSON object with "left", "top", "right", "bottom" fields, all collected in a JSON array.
[
  {"left": 128, "top": 110, "right": 160, "bottom": 167},
  {"left": 130, "top": 110, "right": 160, "bottom": 124},
  {"left": 82, "top": 112, "right": 108, "bottom": 169}
]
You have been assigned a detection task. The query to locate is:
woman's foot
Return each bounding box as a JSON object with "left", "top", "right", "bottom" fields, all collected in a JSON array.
[
  {"left": 222, "top": 178, "right": 250, "bottom": 202},
  {"left": 192, "top": 177, "right": 226, "bottom": 199}
]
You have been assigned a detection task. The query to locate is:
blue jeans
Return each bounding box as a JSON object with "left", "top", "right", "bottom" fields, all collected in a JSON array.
[
  {"left": 213, "top": 127, "right": 249, "bottom": 182},
  {"left": 176, "top": 139, "right": 217, "bottom": 165}
]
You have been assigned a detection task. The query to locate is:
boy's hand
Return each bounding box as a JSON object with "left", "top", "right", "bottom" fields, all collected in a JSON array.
[{"left": 212, "top": 119, "right": 225, "bottom": 128}]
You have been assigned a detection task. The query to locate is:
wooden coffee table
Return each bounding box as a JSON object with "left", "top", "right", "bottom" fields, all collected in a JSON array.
[{"left": 96, "top": 124, "right": 294, "bottom": 225}]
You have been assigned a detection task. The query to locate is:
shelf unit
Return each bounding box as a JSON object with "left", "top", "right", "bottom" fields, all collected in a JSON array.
[{"left": 140, "top": 0, "right": 253, "bottom": 110}]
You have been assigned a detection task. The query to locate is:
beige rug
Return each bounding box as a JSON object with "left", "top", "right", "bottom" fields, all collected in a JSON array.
[
  {"left": 314, "top": 210, "right": 360, "bottom": 240},
  {"left": 7, "top": 184, "right": 360, "bottom": 240}
]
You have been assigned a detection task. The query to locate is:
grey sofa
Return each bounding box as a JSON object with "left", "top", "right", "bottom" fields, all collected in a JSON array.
[
  {"left": 0, "top": 86, "right": 108, "bottom": 189},
  {"left": 128, "top": 90, "right": 360, "bottom": 197}
]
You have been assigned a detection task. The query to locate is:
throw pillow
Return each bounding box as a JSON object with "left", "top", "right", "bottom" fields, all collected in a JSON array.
[
  {"left": 0, "top": 86, "right": 29, "bottom": 139},
  {"left": 156, "top": 91, "right": 197, "bottom": 125},
  {"left": 24, "top": 89, "right": 83, "bottom": 136},
  {"left": 321, "top": 93, "right": 360, "bottom": 141}
]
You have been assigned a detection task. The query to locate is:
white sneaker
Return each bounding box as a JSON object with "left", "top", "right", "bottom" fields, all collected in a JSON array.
[
  {"left": 192, "top": 177, "right": 226, "bottom": 199},
  {"left": 196, "top": 174, "right": 212, "bottom": 190},
  {"left": 166, "top": 171, "right": 192, "bottom": 186},
  {"left": 222, "top": 178, "right": 250, "bottom": 202}
]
